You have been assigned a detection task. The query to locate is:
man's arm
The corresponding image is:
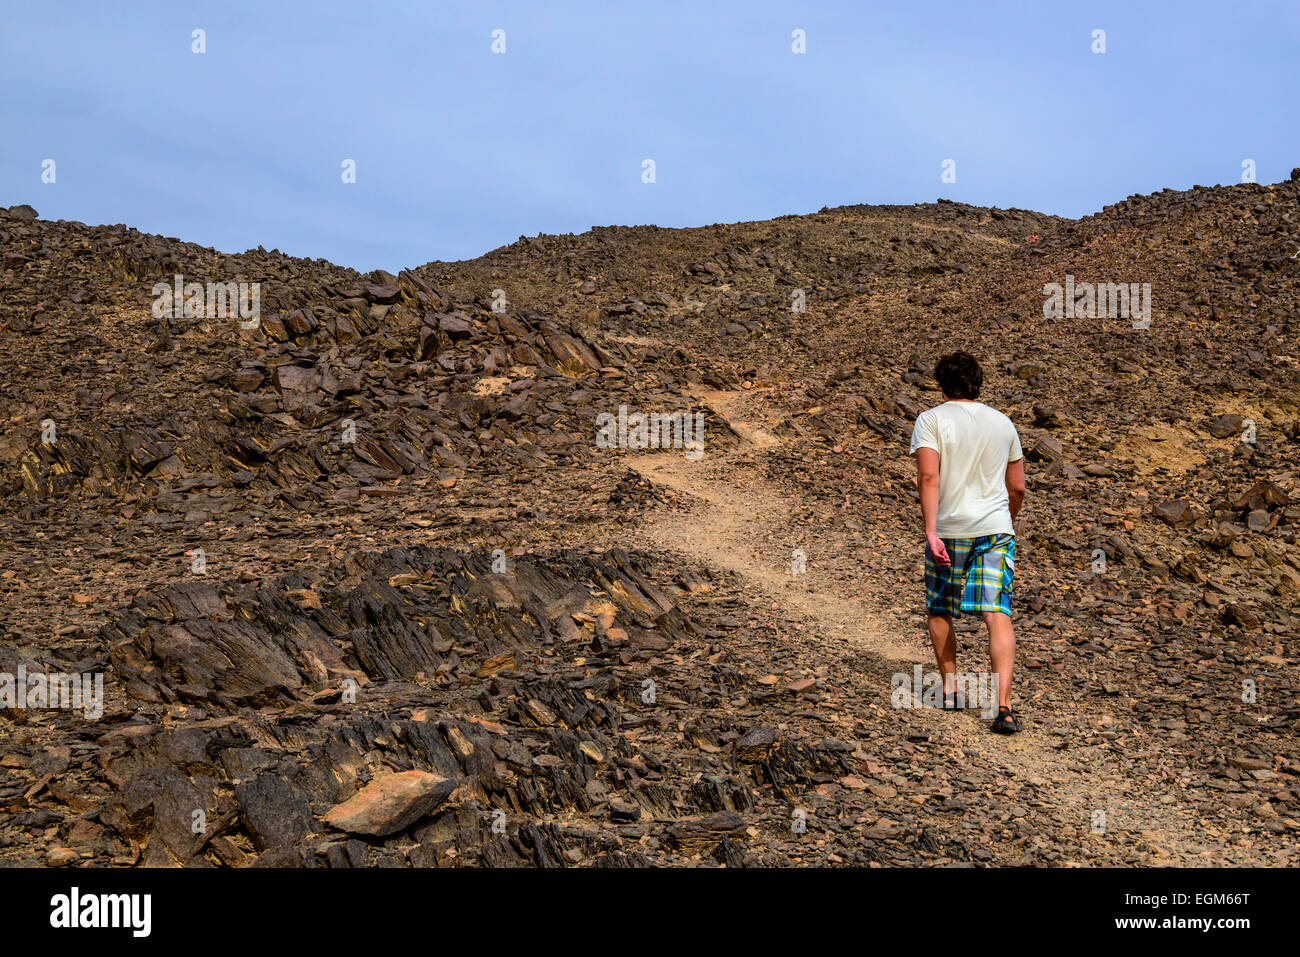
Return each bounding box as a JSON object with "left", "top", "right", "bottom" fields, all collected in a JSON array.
[
  {"left": 1005, "top": 457, "right": 1025, "bottom": 521},
  {"left": 915, "top": 447, "right": 950, "bottom": 566}
]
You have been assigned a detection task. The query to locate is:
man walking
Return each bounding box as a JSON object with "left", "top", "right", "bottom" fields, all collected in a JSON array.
[{"left": 909, "top": 352, "right": 1025, "bottom": 733}]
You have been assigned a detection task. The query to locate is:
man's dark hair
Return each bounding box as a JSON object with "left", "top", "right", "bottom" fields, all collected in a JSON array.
[{"left": 933, "top": 351, "right": 983, "bottom": 399}]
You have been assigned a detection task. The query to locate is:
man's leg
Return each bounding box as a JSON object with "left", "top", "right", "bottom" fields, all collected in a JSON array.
[
  {"left": 983, "top": 610, "right": 1014, "bottom": 710},
  {"left": 927, "top": 613, "right": 957, "bottom": 695},
  {"left": 924, "top": 536, "right": 967, "bottom": 702}
]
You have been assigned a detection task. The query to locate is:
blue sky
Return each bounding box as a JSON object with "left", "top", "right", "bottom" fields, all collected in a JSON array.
[{"left": 3, "top": 1, "right": 1297, "bottom": 271}]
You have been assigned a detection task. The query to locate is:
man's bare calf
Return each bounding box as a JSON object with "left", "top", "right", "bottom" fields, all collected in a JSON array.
[
  {"left": 983, "top": 610, "right": 1014, "bottom": 710},
  {"left": 928, "top": 610, "right": 1014, "bottom": 710}
]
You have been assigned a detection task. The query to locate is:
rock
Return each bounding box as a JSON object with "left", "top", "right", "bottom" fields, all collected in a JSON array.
[
  {"left": 437, "top": 311, "right": 474, "bottom": 337},
  {"left": 365, "top": 283, "right": 401, "bottom": 304},
  {"left": 236, "top": 774, "right": 314, "bottom": 850},
  {"left": 609, "top": 799, "right": 641, "bottom": 822},
  {"left": 665, "top": 811, "right": 746, "bottom": 851},
  {"left": 1007, "top": 361, "right": 1044, "bottom": 381},
  {"left": 46, "top": 847, "right": 80, "bottom": 866},
  {"left": 1032, "top": 404, "right": 1065, "bottom": 428},
  {"left": 1026, "top": 434, "right": 1063, "bottom": 463},
  {"left": 1276, "top": 566, "right": 1300, "bottom": 594},
  {"left": 273, "top": 364, "right": 322, "bottom": 393},
  {"left": 1081, "top": 463, "right": 1116, "bottom": 477},
  {"left": 322, "top": 771, "right": 455, "bottom": 837},
  {"left": 734, "top": 727, "right": 778, "bottom": 762},
  {"left": 1203, "top": 522, "right": 1238, "bottom": 549},
  {"left": 1206, "top": 413, "right": 1244, "bottom": 439},
  {"left": 1153, "top": 499, "right": 1193, "bottom": 527},
  {"left": 1227, "top": 755, "right": 1270, "bottom": 771},
  {"left": 1233, "top": 480, "right": 1288, "bottom": 512},
  {"left": 1221, "top": 604, "right": 1261, "bottom": 631}
]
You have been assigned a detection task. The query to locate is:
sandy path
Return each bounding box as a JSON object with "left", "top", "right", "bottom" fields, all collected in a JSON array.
[{"left": 624, "top": 388, "right": 1226, "bottom": 865}]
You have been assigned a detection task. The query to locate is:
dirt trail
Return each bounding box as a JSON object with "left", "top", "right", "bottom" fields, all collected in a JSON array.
[
  {"left": 627, "top": 388, "right": 1220, "bottom": 864},
  {"left": 633, "top": 393, "right": 918, "bottom": 665}
]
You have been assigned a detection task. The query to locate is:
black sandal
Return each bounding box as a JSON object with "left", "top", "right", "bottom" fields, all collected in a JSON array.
[
  {"left": 991, "top": 706, "right": 1020, "bottom": 734},
  {"left": 942, "top": 692, "right": 960, "bottom": 711}
]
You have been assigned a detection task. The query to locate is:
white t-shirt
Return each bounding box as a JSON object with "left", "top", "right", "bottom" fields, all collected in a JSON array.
[{"left": 909, "top": 401, "right": 1023, "bottom": 538}]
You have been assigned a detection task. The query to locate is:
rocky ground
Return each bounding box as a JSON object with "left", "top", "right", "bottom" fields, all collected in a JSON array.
[{"left": 0, "top": 173, "right": 1297, "bottom": 867}]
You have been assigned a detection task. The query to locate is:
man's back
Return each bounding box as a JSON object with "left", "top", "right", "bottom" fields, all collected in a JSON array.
[{"left": 909, "top": 400, "right": 1022, "bottom": 538}]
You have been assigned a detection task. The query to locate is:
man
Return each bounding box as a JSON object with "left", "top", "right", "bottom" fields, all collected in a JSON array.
[{"left": 909, "top": 352, "right": 1025, "bottom": 733}]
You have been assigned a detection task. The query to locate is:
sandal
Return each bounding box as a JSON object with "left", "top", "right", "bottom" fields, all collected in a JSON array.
[
  {"left": 991, "top": 706, "right": 1020, "bottom": 734},
  {"left": 942, "top": 692, "right": 960, "bottom": 710}
]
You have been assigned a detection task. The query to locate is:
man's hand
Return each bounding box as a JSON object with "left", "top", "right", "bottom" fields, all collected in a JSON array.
[{"left": 927, "top": 532, "right": 951, "bottom": 567}]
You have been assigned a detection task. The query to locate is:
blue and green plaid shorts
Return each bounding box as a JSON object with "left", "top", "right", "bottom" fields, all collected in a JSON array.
[{"left": 925, "top": 533, "right": 1015, "bottom": 616}]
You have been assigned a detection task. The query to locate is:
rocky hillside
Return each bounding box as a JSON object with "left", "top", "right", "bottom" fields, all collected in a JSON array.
[{"left": 0, "top": 172, "right": 1297, "bottom": 867}]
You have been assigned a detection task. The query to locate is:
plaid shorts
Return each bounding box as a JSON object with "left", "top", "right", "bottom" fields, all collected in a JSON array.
[{"left": 925, "top": 533, "right": 1015, "bottom": 616}]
